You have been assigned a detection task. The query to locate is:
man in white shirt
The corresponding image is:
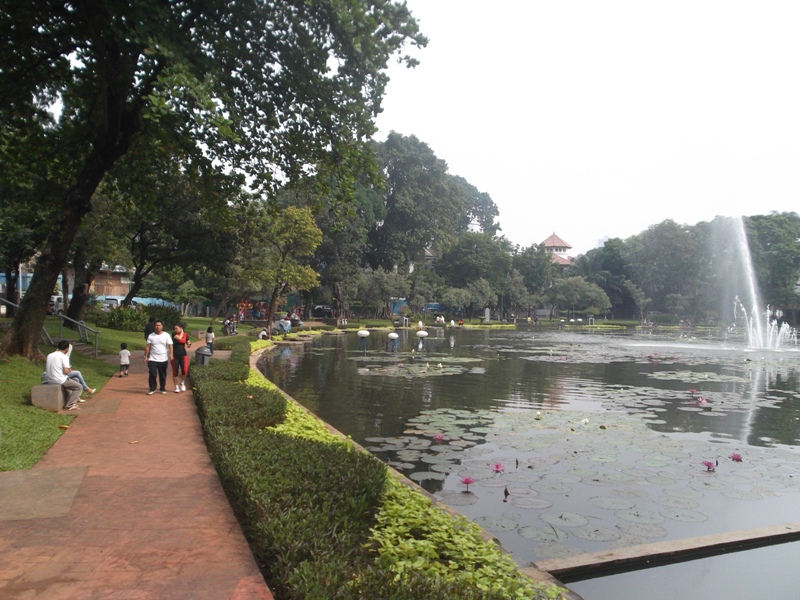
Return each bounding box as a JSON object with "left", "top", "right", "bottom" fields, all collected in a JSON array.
[
  {"left": 44, "top": 340, "right": 84, "bottom": 410},
  {"left": 144, "top": 320, "right": 173, "bottom": 395}
]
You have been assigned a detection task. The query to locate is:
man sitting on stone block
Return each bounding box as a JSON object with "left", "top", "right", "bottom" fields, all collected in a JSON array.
[{"left": 44, "top": 340, "right": 84, "bottom": 411}]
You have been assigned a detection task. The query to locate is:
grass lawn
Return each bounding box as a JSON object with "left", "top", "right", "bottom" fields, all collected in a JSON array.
[{"left": 0, "top": 322, "right": 143, "bottom": 471}]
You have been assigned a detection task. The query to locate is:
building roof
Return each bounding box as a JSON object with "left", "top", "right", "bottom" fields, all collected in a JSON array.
[
  {"left": 550, "top": 253, "right": 573, "bottom": 266},
  {"left": 542, "top": 233, "right": 572, "bottom": 249}
]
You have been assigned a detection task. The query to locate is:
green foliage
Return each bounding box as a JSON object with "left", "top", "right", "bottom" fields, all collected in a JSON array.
[
  {"left": 99, "top": 306, "right": 149, "bottom": 332},
  {"left": 194, "top": 379, "right": 286, "bottom": 430},
  {"left": 144, "top": 305, "right": 185, "bottom": 329},
  {"left": 436, "top": 232, "right": 511, "bottom": 292},
  {"left": 369, "top": 478, "right": 561, "bottom": 599}
]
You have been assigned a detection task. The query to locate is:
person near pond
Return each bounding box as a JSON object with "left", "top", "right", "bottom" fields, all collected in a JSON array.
[
  {"left": 144, "top": 320, "right": 173, "bottom": 395},
  {"left": 118, "top": 342, "right": 131, "bottom": 377},
  {"left": 44, "top": 340, "right": 84, "bottom": 411},
  {"left": 205, "top": 326, "right": 215, "bottom": 354},
  {"left": 171, "top": 324, "right": 191, "bottom": 393},
  {"left": 258, "top": 327, "right": 268, "bottom": 340}
]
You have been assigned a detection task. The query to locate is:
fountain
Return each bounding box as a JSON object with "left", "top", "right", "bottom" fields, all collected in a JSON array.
[{"left": 732, "top": 217, "right": 797, "bottom": 350}]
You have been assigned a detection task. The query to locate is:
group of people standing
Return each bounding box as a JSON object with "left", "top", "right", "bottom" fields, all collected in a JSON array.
[
  {"left": 143, "top": 317, "right": 192, "bottom": 395},
  {"left": 44, "top": 317, "right": 213, "bottom": 410}
]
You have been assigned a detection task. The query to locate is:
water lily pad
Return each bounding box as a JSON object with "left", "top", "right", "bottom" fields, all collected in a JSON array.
[
  {"left": 530, "top": 482, "right": 572, "bottom": 494},
  {"left": 615, "top": 509, "right": 664, "bottom": 524},
  {"left": 571, "top": 525, "right": 622, "bottom": 542},
  {"left": 518, "top": 525, "right": 569, "bottom": 542},
  {"left": 616, "top": 522, "right": 668, "bottom": 538},
  {"left": 652, "top": 495, "right": 700, "bottom": 509},
  {"left": 663, "top": 509, "right": 708, "bottom": 522},
  {"left": 473, "top": 515, "right": 519, "bottom": 532},
  {"left": 509, "top": 496, "right": 553, "bottom": 509},
  {"left": 589, "top": 496, "right": 636, "bottom": 510},
  {"left": 540, "top": 512, "right": 589, "bottom": 527}
]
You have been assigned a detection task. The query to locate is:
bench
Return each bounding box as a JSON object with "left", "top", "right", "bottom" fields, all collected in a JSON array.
[{"left": 31, "top": 384, "right": 66, "bottom": 412}]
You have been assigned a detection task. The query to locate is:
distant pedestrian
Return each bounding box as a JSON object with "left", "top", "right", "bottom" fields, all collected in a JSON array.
[
  {"left": 118, "top": 343, "right": 131, "bottom": 377},
  {"left": 205, "top": 326, "right": 215, "bottom": 354},
  {"left": 144, "top": 316, "right": 156, "bottom": 340},
  {"left": 171, "top": 324, "right": 191, "bottom": 393}
]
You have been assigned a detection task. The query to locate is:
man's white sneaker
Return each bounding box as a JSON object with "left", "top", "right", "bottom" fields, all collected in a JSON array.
[
  {"left": 180, "top": 382, "right": 186, "bottom": 392},
  {"left": 174, "top": 386, "right": 180, "bottom": 393},
  {"left": 147, "top": 390, "right": 155, "bottom": 395}
]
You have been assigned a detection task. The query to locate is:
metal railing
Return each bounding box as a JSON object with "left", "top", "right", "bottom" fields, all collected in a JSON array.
[{"left": 0, "top": 297, "right": 100, "bottom": 357}]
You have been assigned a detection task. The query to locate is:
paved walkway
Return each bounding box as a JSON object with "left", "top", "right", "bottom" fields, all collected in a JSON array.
[{"left": 0, "top": 347, "right": 273, "bottom": 600}]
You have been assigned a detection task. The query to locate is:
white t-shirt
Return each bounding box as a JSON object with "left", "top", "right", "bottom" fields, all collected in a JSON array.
[
  {"left": 146, "top": 331, "right": 173, "bottom": 362},
  {"left": 119, "top": 349, "right": 131, "bottom": 365},
  {"left": 44, "top": 350, "right": 69, "bottom": 385},
  {"left": 205, "top": 331, "right": 215, "bottom": 344}
]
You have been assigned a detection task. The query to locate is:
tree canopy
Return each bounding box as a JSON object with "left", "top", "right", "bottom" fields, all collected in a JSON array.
[{"left": 0, "top": 0, "right": 426, "bottom": 357}]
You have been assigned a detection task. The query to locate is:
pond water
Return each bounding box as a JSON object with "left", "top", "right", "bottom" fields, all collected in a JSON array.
[{"left": 259, "top": 327, "right": 800, "bottom": 598}]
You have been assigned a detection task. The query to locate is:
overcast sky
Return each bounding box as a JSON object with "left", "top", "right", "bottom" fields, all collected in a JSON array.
[{"left": 373, "top": 1, "right": 800, "bottom": 256}]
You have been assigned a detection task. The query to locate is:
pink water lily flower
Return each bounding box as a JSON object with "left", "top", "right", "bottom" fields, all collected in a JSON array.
[
  {"left": 433, "top": 433, "right": 444, "bottom": 443},
  {"left": 730, "top": 453, "right": 743, "bottom": 462},
  {"left": 689, "top": 388, "right": 697, "bottom": 395},
  {"left": 702, "top": 461, "right": 716, "bottom": 471},
  {"left": 491, "top": 462, "right": 504, "bottom": 473},
  {"left": 460, "top": 476, "right": 476, "bottom": 492}
]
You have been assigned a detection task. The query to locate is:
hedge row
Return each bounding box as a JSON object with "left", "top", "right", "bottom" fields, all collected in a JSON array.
[{"left": 192, "top": 336, "right": 564, "bottom": 599}]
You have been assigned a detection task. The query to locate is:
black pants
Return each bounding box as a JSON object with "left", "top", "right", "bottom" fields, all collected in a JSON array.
[{"left": 147, "top": 360, "right": 168, "bottom": 392}]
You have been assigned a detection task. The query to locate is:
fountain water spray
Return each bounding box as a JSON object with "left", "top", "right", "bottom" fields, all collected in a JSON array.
[{"left": 732, "top": 217, "right": 797, "bottom": 350}]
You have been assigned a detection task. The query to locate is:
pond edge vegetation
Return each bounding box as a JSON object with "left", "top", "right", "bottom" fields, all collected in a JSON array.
[{"left": 192, "top": 335, "right": 569, "bottom": 599}]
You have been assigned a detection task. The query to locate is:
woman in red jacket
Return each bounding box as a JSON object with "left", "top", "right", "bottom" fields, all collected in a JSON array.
[{"left": 171, "top": 324, "right": 192, "bottom": 393}]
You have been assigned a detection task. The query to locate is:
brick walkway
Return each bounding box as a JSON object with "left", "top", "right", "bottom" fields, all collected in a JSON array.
[{"left": 0, "top": 347, "right": 273, "bottom": 599}]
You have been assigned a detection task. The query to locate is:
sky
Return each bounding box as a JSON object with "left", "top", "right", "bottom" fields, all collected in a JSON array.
[{"left": 373, "top": 1, "right": 800, "bottom": 256}]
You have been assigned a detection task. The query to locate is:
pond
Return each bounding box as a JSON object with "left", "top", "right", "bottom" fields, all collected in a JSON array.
[{"left": 258, "top": 327, "right": 800, "bottom": 598}]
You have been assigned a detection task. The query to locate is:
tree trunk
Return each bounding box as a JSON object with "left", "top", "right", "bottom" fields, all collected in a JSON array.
[
  {"left": 333, "top": 281, "right": 349, "bottom": 319},
  {"left": 3, "top": 267, "right": 18, "bottom": 318},
  {"left": 61, "top": 268, "right": 71, "bottom": 313},
  {"left": 66, "top": 245, "right": 98, "bottom": 324}
]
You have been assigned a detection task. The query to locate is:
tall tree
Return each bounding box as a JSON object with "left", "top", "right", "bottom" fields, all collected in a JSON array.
[
  {"left": 367, "top": 133, "right": 468, "bottom": 269},
  {"left": 258, "top": 206, "right": 323, "bottom": 335},
  {"left": 624, "top": 220, "right": 700, "bottom": 313},
  {"left": 1, "top": 0, "right": 425, "bottom": 357},
  {"left": 512, "top": 243, "right": 555, "bottom": 297},
  {"left": 435, "top": 232, "right": 511, "bottom": 292}
]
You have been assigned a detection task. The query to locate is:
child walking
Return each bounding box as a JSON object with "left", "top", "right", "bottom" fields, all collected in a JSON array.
[
  {"left": 205, "top": 326, "right": 215, "bottom": 354},
  {"left": 119, "top": 342, "right": 131, "bottom": 377}
]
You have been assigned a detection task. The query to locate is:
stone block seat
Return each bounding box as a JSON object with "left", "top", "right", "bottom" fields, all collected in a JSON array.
[{"left": 31, "top": 384, "right": 65, "bottom": 412}]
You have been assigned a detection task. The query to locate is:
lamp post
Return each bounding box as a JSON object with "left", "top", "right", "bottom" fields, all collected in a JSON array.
[
  {"left": 357, "top": 329, "right": 370, "bottom": 354},
  {"left": 416, "top": 329, "right": 428, "bottom": 351},
  {"left": 388, "top": 331, "right": 399, "bottom": 352}
]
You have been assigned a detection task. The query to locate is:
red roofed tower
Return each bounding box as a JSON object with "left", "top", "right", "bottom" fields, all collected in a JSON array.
[{"left": 542, "top": 233, "right": 573, "bottom": 271}]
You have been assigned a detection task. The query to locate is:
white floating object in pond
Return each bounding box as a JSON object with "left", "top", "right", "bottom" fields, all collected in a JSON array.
[
  {"left": 388, "top": 332, "right": 399, "bottom": 340},
  {"left": 357, "top": 330, "right": 370, "bottom": 338},
  {"left": 416, "top": 330, "right": 428, "bottom": 338}
]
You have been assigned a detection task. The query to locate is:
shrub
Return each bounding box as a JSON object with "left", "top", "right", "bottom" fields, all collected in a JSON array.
[
  {"left": 194, "top": 379, "right": 286, "bottom": 430},
  {"left": 207, "top": 428, "right": 387, "bottom": 599},
  {"left": 145, "top": 305, "right": 184, "bottom": 329},
  {"left": 105, "top": 306, "right": 149, "bottom": 332}
]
